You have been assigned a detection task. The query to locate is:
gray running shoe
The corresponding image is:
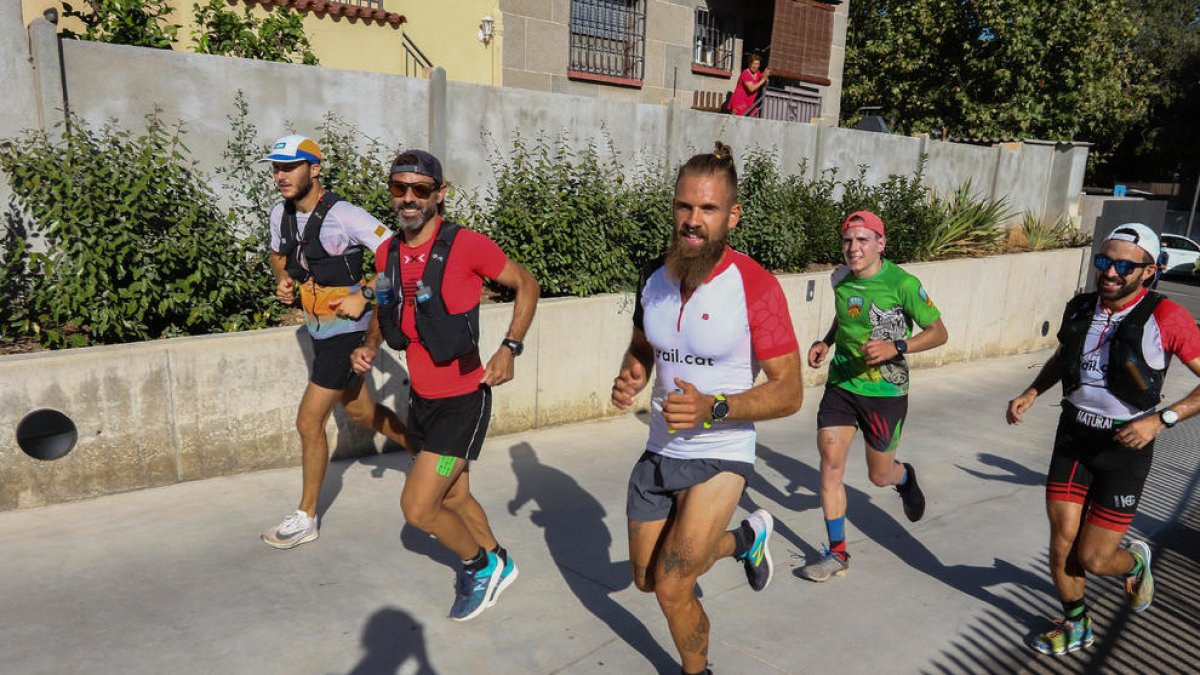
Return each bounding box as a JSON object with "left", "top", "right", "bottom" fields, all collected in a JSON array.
[
  {"left": 798, "top": 545, "right": 849, "bottom": 582},
  {"left": 262, "top": 509, "right": 319, "bottom": 549}
]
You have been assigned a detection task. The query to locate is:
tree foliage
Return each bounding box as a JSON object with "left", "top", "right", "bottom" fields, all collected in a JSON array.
[
  {"left": 61, "top": 0, "right": 180, "bottom": 49},
  {"left": 192, "top": 0, "right": 318, "bottom": 65},
  {"left": 842, "top": 0, "right": 1160, "bottom": 169}
]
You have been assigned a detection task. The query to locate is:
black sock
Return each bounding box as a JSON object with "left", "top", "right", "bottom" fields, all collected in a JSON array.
[
  {"left": 462, "top": 547, "right": 488, "bottom": 573},
  {"left": 1062, "top": 597, "right": 1087, "bottom": 621},
  {"left": 681, "top": 668, "right": 712, "bottom": 675},
  {"left": 491, "top": 544, "right": 508, "bottom": 564},
  {"left": 731, "top": 521, "right": 754, "bottom": 559}
]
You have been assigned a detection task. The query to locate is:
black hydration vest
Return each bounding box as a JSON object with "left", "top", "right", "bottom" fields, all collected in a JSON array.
[
  {"left": 277, "top": 192, "right": 363, "bottom": 286},
  {"left": 377, "top": 221, "right": 480, "bottom": 364},
  {"left": 1058, "top": 291, "right": 1167, "bottom": 411}
]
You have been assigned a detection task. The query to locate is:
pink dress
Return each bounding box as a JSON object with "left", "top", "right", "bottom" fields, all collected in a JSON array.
[{"left": 730, "top": 69, "right": 764, "bottom": 116}]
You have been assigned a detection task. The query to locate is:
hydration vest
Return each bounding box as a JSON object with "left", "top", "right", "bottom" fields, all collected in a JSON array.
[
  {"left": 277, "top": 192, "right": 363, "bottom": 287},
  {"left": 377, "top": 221, "right": 480, "bottom": 364},
  {"left": 1058, "top": 291, "right": 1167, "bottom": 411}
]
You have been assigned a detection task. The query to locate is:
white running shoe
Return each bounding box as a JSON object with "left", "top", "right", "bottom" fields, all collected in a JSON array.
[{"left": 262, "top": 509, "right": 319, "bottom": 549}]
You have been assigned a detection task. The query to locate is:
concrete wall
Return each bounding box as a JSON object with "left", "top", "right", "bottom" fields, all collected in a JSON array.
[
  {"left": 1, "top": 9, "right": 1087, "bottom": 224},
  {"left": 0, "top": 248, "right": 1086, "bottom": 511}
]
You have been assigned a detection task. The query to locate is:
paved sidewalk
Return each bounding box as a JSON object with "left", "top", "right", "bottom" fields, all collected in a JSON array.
[{"left": 1, "top": 350, "right": 1197, "bottom": 675}]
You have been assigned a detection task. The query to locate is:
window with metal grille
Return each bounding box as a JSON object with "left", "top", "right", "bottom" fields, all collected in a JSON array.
[
  {"left": 568, "top": 0, "right": 646, "bottom": 85},
  {"left": 693, "top": 8, "right": 733, "bottom": 73},
  {"left": 348, "top": 0, "right": 383, "bottom": 8}
]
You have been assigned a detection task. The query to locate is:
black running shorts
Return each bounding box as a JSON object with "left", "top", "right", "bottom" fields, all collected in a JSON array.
[
  {"left": 309, "top": 331, "right": 365, "bottom": 391},
  {"left": 408, "top": 386, "right": 492, "bottom": 460},
  {"left": 626, "top": 450, "right": 752, "bottom": 522},
  {"left": 1047, "top": 402, "right": 1153, "bottom": 533},
  {"left": 816, "top": 385, "right": 908, "bottom": 452}
]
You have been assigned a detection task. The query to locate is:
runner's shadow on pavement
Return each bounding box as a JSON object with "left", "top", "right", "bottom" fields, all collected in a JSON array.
[
  {"left": 753, "top": 444, "right": 1050, "bottom": 624},
  {"left": 954, "top": 453, "right": 1043, "bottom": 486},
  {"left": 740, "top": 444, "right": 822, "bottom": 561},
  {"left": 508, "top": 442, "right": 678, "bottom": 672},
  {"left": 343, "top": 606, "right": 437, "bottom": 675}
]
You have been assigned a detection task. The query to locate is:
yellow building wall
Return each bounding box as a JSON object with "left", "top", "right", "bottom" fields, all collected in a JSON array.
[{"left": 21, "top": 1, "right": 500, "bottom": 84}]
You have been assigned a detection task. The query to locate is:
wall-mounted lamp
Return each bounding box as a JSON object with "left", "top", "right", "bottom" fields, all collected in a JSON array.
[
  {"left": 43, "top": 7, "right": 60, "bottom": 24},
  {"left": 478, "top": 16, "right": 494, "bottom": 45}
]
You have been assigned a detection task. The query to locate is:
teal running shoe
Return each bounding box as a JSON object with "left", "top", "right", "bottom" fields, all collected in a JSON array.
[
  {"left": 739, "top": 509, "right": 774, "bottom": 591},
  {"left": 1031, "top": 616, "right": 1093, "bottom": 656},
  {"left": 487, "top": 550, "right": 520, "bottom": 608},
  {"left": 1125, "top": 540, "right": 1154, "bottom": 613},
  {"left": 450, "top": 552, "right": 501, "bottom": 622}
]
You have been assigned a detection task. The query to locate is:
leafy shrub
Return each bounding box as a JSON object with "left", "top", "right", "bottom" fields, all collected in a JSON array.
[
  {"left": 922, "top": 181, "right": 1012, "bottom": 259},
  {"left": 0, "top": 111, "right": 277, "bottom": 348},
  {"left": 733, "top": 149, "right": 809, "bottom": 272},
  {"left": 61, "top": 0, "right": 179, "bottom": 49},
  {"left": 314, "top": 113, "right": 397, "bottom": 227},
  {"left": 466, "top": 134, "right": 635, "bottom": 297},
  {"left": 192, "top": 0, "right": 318, "bottom": 65}
]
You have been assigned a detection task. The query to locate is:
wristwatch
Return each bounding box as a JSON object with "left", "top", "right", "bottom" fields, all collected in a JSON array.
[
  {"left": 710, "top": 394, "right": 730, "bottom": 423},
  {"left": 894, "top": 339, "right": 909, "bottom": 355},
  {"left": 501, "top": 338, "right": 524, "bottom": 356},
  {"left": 1160, "top": 409, "right": 1179, "bottom": 428}
]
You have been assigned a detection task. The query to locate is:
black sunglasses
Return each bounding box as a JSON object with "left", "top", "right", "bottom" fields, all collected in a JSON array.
[
  {"left": 388, "top": 180, "right": 440, "bottom": 199},
  {"left": 1094, "top": 253, "right": 1152, "bottom": 276}
]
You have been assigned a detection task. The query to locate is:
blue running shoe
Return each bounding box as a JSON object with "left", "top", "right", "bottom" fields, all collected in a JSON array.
[
  {"left": 739, "top": 509, "right": 774, "bottom": 592},
  {"left": 487, "top": 550, "right": 520, "bottom": 608},
  {"left": 450, "top": 552, "right": 502, "bottom": 622}
]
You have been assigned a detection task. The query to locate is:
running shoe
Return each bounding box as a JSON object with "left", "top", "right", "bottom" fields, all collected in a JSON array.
[
  {"left": 1124, "top": 540, "right": 1154, "bottom": 613},
  {"left": 739, "top": 509, "right": 774, "bottom": 591},
  {"left": 798, "top": 545, "right": 849, "bottom": 582},
  {"left": 487, "top": 550, "right": 520, "bottom": 608},
  {"left": 261, "top": 509, "right": 318, "bottom": 549},
  {"left": 896, "top": 462, "right": 926, "bottom": 522},
  {"left": 1030, "top": 616, "right": 1093, "bottom": 656},
  {"left": 450, "top": 552, "right": 502, "bottom": 622}
]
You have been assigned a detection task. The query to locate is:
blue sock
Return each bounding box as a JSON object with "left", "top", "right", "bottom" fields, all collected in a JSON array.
[
  {"left": 825, "top": 517, "right": 846, "bottom": 545},
  {"left": 897, "top": 463, "right": 909, "bottom": 487}
]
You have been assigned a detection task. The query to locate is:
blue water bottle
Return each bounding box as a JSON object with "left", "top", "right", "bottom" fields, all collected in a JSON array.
[
  {"left": 375, "top": 273, "right": 395, "bottom": 306},
  {"left": 415, "top": 280, "right": 433, "bottom": 304}
]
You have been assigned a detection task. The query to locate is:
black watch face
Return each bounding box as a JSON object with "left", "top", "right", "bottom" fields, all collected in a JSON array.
[
  {"left": 713, "top": 400, "right": 730, "bottom": 420},
  {"left": 505, "top": 340, "right": 523, "bottom": 356}
]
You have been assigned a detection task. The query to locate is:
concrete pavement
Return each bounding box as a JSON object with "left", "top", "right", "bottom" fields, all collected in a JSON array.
[{"left": 1, "top": 350, "right": 1197, "bottom": 675}]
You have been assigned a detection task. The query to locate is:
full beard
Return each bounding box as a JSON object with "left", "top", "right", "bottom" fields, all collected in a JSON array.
[
  {"left": 395, "top": 200, "right": 438, "bottom": 231},
  {"left": 665, "top": 226, "right": 728, "bottom": 290},
  {"left": 1097, "top": 273, "right": 1143, "bottom": 302}
]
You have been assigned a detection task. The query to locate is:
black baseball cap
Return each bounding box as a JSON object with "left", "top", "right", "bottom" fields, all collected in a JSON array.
[{"left": 390, "top": 149, "right": 443, "bottom": 185}]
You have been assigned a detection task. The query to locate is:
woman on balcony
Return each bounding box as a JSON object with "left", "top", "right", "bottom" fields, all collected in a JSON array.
[{"left": 729, "top": 54, "right": 770, "bottom": 116}]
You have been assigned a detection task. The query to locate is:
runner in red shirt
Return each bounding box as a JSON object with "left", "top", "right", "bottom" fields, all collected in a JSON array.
[{"left": 352, "top": 150, "right": 540, "bottom": 622}]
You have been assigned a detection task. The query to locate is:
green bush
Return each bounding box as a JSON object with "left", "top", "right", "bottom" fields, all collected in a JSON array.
[
  {"left": 192, "top": 0, "right": 318, "bottom": 65},
  {"left": 0, "top": 111, "right": 278, "bottom": 348},
  {"left": 465, "top": 134, "right": 637, "bottom": 297},
  {"left": 62, "top": 0, "right": 179, "bottom": 49}
]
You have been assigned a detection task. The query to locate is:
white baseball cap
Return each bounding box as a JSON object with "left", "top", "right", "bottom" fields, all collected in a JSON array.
[
  {"left": 1104, "top": 223, "right": 1160, "bottom": 261},
  {"left": 259, "top": 135, "right": 323, "bottom": 164}
]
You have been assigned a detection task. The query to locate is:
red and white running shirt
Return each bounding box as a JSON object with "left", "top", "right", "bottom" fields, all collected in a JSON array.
[
  {"left": 1069, "top": 289, "right": 1200, "bottom": 419},
  {"left": 634, "top": 249, "right": 798, "bottom": 464}
]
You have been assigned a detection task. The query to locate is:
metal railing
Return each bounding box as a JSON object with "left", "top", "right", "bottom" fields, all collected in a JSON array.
[
  {"left": 403, "top": 32, "right": 433, "bottom": 79},
  {"left": 348, "top": 0, "right": 383, "bottom": 8},
  {"left": 692, "top": 8, "right": 733, "bottom": 72},
  {"left": 760, "top": 86, "right": 822, "bottom": 123},
  {"left": 568, "top": 0, "right": 646, "bottom": 81}
]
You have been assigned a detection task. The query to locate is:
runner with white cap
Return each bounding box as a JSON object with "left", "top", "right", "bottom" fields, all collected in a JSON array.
[{"left": 1007, "top": 223, "right": 1200, "bottom": 655}]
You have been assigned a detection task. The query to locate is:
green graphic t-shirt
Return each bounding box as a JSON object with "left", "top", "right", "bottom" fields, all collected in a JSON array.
[{"left": 828, "top": 259, "right": 941, "bottom": 397}]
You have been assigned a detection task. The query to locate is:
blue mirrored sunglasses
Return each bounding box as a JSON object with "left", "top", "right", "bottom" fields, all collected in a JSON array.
[{"left": 1094, "top": 253, "right": 1152, "bottom": 276}]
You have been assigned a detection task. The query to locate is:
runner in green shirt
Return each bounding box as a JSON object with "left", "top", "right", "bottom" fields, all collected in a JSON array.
[{"left": 799, "top": 211, "right": 949, "bottom": 582}]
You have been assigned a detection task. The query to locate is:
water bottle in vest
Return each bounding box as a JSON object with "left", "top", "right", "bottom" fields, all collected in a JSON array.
[
  {"left": 415, "top": 279, "right": 433, "bottom": 304},
  {"left": 376, "top": 273, "right": 396, "bottom": 306}
]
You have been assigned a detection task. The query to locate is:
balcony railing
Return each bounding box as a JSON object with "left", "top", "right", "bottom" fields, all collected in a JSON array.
[{"left": 759, "top": 86, "right": 822, "bottom": 123}]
